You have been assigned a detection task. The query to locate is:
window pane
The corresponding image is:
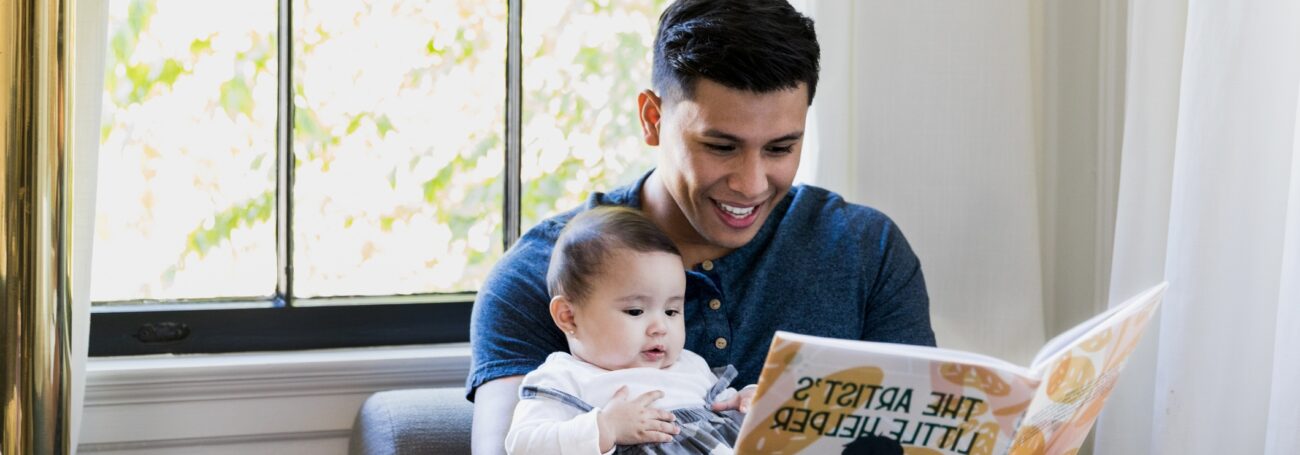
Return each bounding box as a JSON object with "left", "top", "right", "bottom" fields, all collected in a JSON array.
[
  {"left": 521, "top": 0, "right": 668, "bottom": 229},
  {"left": 92, "top": 0, "right": 278, "bottom": 304},
  {"left": 292, "top": 0, "right": 506, "bottom": 299}
]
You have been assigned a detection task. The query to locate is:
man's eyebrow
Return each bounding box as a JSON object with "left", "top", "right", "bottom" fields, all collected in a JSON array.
[
  {"left": 701, "top": 129, "right": 804, "bottom": 144},
  {"left": 768, "top": 132, "right": 804, "bottom": 143},
  {"left": 701, "top": 129, "right": 743, "bottom": 142}
]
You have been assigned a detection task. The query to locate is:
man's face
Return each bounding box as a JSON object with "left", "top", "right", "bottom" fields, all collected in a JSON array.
[{"left": 649, "top": 79, "right": 808, "bottom": 249}]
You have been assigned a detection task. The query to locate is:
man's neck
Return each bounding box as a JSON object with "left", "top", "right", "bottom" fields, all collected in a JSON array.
[{"left": 640, "top": 171, "right": 734, "bottom": 268}]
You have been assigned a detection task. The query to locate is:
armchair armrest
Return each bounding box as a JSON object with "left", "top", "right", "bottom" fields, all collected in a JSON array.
[{"left": 349, "top": 388, "right": 474, "bottom": 454}]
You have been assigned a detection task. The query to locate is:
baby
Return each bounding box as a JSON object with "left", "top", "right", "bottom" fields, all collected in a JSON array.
[{"left": 505, "top": 206, "right": 753, "bottom": 455}]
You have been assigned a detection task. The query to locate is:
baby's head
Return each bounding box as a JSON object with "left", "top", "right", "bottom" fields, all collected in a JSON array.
[{"left": 547, "top": 206, "right": 686, "bottom": 371}]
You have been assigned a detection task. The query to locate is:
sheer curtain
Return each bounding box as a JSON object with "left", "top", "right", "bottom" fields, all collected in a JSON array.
[
  {"left": 72, "top": 0, "right": 108, "bottom": 451},
  {"left": 1097, "top": 0, "right": 1300, "bottom": 452}
]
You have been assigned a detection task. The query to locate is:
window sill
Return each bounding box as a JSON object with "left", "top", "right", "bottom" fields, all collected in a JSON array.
[{"left": 81, "top": 343, "right": 471, "bottom": 453}]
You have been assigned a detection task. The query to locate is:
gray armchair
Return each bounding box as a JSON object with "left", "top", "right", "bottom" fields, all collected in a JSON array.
[{"left": 349, "top": 388, "right": 474, "bottom": 454}]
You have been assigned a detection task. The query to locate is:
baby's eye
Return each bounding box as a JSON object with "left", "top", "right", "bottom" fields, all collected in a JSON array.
[
  {"left": 666, "top": 309, "right": 680, "bottom": 317},
  {"left": 624, "top": 309, "right": 644, "bottom": 316}
]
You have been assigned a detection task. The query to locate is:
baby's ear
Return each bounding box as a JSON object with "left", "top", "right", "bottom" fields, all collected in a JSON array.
[{"left": 549, "top": 295, "right": 577, "bottom": 334}]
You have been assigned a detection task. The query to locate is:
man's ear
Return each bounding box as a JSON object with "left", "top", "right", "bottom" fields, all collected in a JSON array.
[
  {"left": 550, "top": 295, "right": 578, "bottom": 334},
  {"left": 638, "top": 89, "right": 662, "bottom": 146}
]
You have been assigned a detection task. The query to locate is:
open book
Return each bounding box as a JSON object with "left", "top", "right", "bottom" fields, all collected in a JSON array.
[{"left": 735, "top": 283, "right": 1168, "bottom": 455}]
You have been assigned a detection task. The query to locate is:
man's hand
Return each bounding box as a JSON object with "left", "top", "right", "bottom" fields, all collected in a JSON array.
[
  {"left": 710, "top": 386, "right": 756, "bottom": 413},
  {"left": 596, "top": 386, "right": 679, "bottom": 452}
]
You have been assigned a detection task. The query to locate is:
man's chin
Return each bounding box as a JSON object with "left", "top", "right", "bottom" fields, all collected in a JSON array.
[{"left": 701, "top": 226, "right": 761, "bottom": 250}]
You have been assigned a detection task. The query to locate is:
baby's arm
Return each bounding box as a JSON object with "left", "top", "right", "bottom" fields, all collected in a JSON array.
[
  {"left": 505, "top": 397, "right": 607, "bottom": 455},
  {"left": 506, "top": 386, "right": 679, "bottom": 455}
]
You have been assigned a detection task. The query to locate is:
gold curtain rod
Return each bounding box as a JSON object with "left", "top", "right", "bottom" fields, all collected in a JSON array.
[{"left": 1, "top": 0, "right": 76, "bottom": 452}]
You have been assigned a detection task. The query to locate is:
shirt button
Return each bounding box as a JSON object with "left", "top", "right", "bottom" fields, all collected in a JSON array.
[
  {"left": 701, "top": 260, "right": 714, "bottom": 271},
  {"left": 709, "top": 299, "right": 721, "bottom": 310},
  {"left": 715, "top": 337, "right": 728, "bottom": 349}
]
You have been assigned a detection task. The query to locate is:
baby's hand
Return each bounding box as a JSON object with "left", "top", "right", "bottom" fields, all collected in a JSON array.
[
  {"left": 597, "top": 386, "right": 679, "bottom": 452},
  {"left": 711, "top": 385, "right": 756, "bottom": 413}
]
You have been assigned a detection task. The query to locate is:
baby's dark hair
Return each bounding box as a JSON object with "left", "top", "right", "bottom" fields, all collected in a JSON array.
[{"left": 547, "top": 206, "right": 680, "bottom": 303}]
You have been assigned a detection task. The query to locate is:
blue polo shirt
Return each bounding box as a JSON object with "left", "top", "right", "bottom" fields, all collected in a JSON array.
[{"left": 466, "top": 171, "right": 935, "bottom": 400}]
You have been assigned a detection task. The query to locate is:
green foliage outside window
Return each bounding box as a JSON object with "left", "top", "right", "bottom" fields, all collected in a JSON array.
[{"left": 93, "top": 0, "right": 668, "bottom": 304}]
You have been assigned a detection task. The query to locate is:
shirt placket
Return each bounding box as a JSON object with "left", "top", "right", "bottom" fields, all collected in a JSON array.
[{"left": 688, "top": 259, "right": 732, "bottom": 367}]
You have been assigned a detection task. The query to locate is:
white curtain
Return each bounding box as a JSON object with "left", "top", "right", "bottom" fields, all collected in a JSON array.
[
  {"left": 1097, "top": 0, "right": 1300, "bottom": 453},
  {"left": 71, "top": 0, "right": 108, "bottom": 452},
  {"left": 1092, "top": 0, "right": 1186, "bottom": 451}
]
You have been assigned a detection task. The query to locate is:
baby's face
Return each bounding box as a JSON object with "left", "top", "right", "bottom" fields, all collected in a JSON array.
[{"left": 567, "top": 249, "right": 686, "bottom": 370}]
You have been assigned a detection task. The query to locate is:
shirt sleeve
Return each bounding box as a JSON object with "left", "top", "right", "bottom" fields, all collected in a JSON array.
[
  {"left": 466, "top": 227, "right": 570, "bottom": 401},
  {"left": 861, "top": 216, "right": 937, "bottom": 346},
  {"left": 505, "top": 400, "right": 608, "bottom": 455}
]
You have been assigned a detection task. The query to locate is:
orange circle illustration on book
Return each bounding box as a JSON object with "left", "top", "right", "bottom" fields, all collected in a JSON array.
[
  {"left": 1070, "top": 371, "right": 1118, "bottom": 428},
  {"left": 903, "top": 448, "right": 943, "bottom": 455},
  {"left": 1008, "top": 425, "right": 1046, "bottom": 455},
  {"left": 1046, "top": 354, "right": 1096, "bottom": 403},
  {"left": 939, "top": 364, "right": 1011, "bottom": 396},
  {"left": 738, "top": 365, "right": 883, "bottom": 454},
  {"left": 966, "top": 421, "right": 1000, "bottom": 455}
]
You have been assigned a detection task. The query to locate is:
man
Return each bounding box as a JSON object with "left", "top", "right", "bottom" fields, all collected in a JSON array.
[{"left": 468, "top": 0, "right": 935, "bottom": 452}]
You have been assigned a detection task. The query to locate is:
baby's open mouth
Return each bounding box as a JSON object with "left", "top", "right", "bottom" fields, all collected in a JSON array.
[{"left": 641, "top": 346, "right": 666, "bottom": 359}]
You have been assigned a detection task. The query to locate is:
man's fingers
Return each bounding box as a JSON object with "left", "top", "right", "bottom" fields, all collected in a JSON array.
[{"left": 711, "top": 395, "right": 739, "bottom": 411}]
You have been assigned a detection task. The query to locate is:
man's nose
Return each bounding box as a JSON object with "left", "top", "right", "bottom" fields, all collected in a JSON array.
[{"left": 727, "top": 149, "right": 768, "bottom": 198}]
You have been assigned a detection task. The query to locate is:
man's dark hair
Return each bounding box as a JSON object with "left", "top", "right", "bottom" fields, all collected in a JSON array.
[
  {"left": 652, "top": 0, "right": 820, "bottom": 105},
  {"left": 547, "top": 206, "right": 681, "bottom": 303}
]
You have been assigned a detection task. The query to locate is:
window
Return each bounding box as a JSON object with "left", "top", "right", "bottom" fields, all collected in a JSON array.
[{"left": 91, "top": 0, "right": 668, "bottom": 355}]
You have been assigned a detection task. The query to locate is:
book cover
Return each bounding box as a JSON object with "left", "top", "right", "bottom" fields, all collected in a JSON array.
[{"left": 735, "top": 283, "right": 1167, "bottom": 455}]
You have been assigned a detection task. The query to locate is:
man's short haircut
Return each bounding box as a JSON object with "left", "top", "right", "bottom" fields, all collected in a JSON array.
[
  {"left": 652, "top": 0, "right": 820, "bottom": 105},
  {"left": 547, "top": 206, "right": 681, "bottom": 303}
]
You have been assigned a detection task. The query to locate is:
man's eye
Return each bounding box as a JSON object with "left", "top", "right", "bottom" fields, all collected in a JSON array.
[
  {"left": 767, "top": 145, "right": 794, "bottom": 154},
  {"left": 624, "top": 309, "right": 644, "bottom": 316},
  {"left": 704, "top": 143, "right": 736, "bottom": 152}
]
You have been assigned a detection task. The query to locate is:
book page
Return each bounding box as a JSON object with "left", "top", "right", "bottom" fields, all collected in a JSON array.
[
  {"left": 1029, "top": 283, "right": 1166, "bottom": 370},
  {"left": 736, "top": 332, "right": 1040, "bottom": 454},
  {"left": 1008, "top": 283, "right": 1167, "bottom": 455}
]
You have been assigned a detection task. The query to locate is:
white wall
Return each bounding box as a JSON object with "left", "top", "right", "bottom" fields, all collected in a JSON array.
[{"left": 801, "top": 0, "right": 1124, "bottom": 366}]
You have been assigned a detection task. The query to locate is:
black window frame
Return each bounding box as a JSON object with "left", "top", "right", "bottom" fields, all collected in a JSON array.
[{"left": 90, "top": 0, "right": 526, "bottom": 357}]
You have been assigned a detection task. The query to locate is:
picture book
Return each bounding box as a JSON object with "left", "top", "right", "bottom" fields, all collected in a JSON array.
[{"left": 735, "top": 283, "right": 1168, "bottom": 455}]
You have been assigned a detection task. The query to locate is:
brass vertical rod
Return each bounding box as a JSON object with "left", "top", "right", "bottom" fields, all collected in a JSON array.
[{"left": 1, "top": 0, "right": 75, "bottom": 451}]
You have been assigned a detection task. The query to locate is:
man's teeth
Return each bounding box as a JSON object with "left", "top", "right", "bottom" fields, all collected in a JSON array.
[{"left": 718, "top": 202, "right": 755, "bottom": 218}]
